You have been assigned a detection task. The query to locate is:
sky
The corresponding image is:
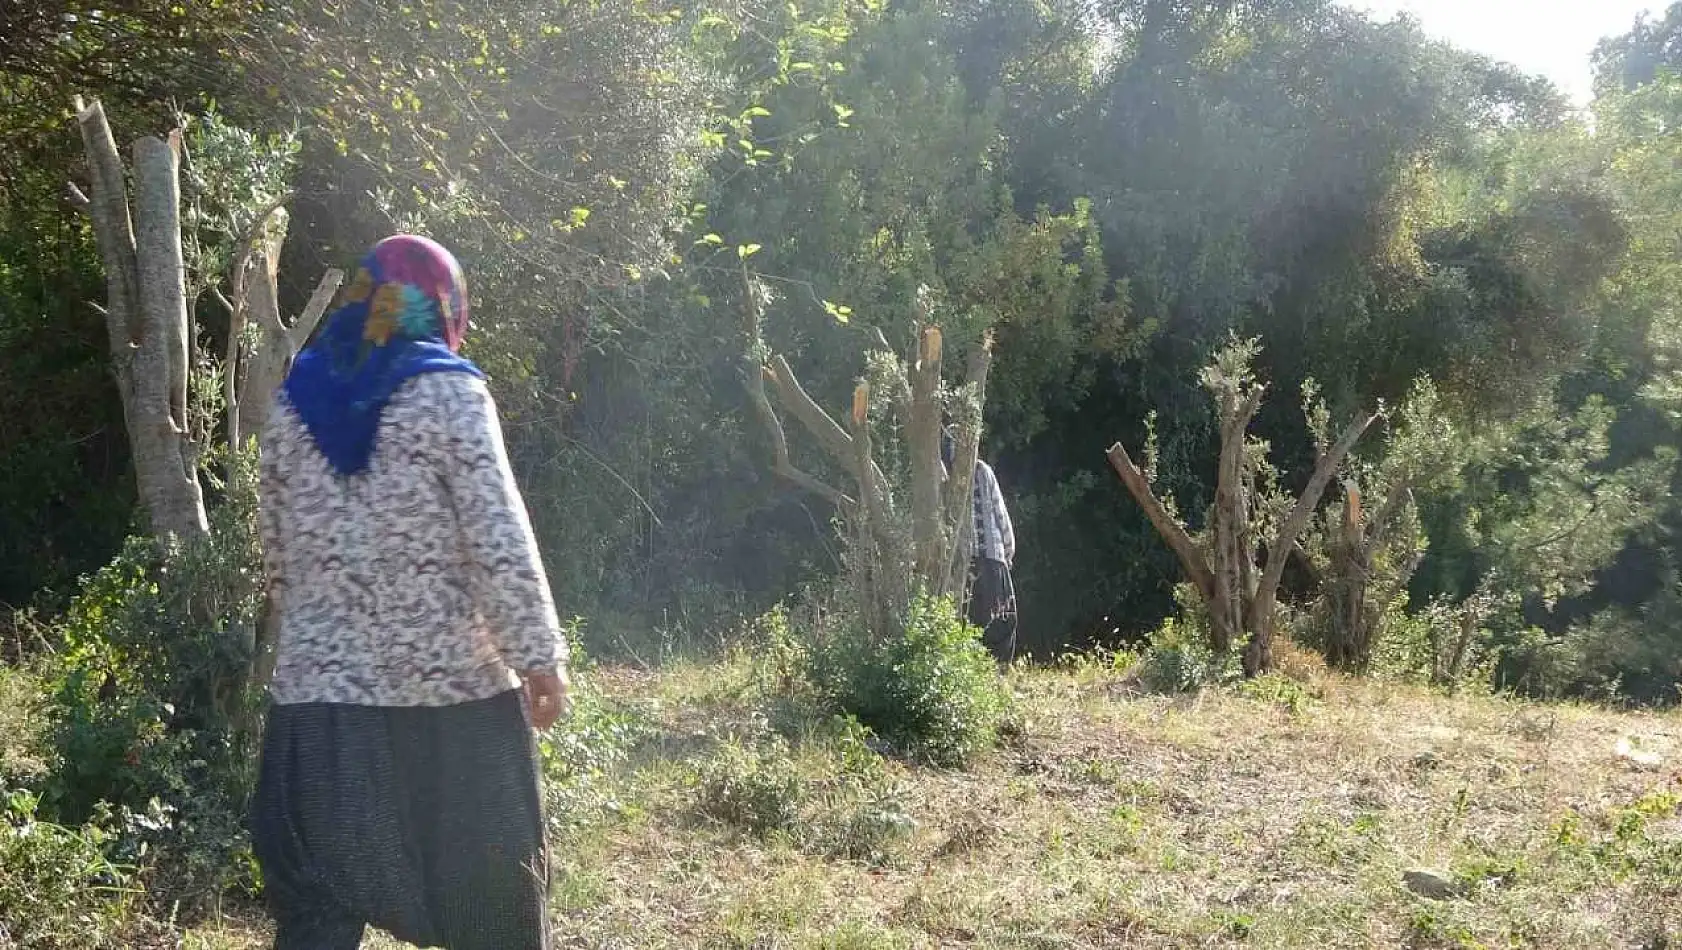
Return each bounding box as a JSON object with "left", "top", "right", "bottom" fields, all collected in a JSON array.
[{"left": 1347, "top": 0, "right": 1664, "bottom": 103}]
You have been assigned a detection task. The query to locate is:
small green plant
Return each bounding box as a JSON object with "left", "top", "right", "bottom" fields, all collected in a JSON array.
[
  {"left": 1236, "top": 673, "right": 1318, "bottom": 714},
  {"left": 538, "top": 632, "right": 649, "bottom": 834},
  {"left": 35, "top": 451, "right": 265, "bottom": 916},
  {"left": 694, "top": 736, "right": 805, "bottom": 836},
  {"left": 1136, "top": 613, "right": 1241, "bottom": 693},
  {"left": 800, "top": 717, "right": 914, "bottom": 864},
  {"left": 806, "top": 593, "right": 1010, "bottom": 768},
  {"left": 0, "top": 792, "right": 135, "bottom": 949}
]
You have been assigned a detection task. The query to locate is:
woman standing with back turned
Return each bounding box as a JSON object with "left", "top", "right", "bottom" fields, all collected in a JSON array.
[{"left": 252, "top": 235, "right": 568, "bottom": 950}]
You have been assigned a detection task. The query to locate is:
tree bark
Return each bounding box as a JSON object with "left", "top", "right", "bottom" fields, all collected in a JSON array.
[
  {"left": 1244, "top": 411, "right": 1379, "bottom": 674},
  {"left": 73, "top": 99, "right": 208, "bottom": 540},
  {"left": 910, "top": 327, "right": 945, "bottom": 588},
  {"left": 1212, "top": 387, "right": 1263, "bottom": 654}
]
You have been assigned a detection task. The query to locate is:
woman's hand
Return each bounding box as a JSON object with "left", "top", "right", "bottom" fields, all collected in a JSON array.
[{"left": 520, "top": 667, "right": 571, "bottom": 731}]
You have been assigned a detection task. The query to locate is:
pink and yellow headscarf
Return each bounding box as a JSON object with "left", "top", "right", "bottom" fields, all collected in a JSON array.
[{"left": 282, "top": 235, "right": 483, "bottom": 475}]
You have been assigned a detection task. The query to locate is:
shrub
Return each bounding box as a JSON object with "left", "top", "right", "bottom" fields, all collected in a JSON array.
[
  {"left": 1370, "top": 596, "right": 1497, "bottom": 692},
  {"left": 1136, "top": 614, "right": 1241, "bottom": 693},
  {"left": 694, "top": 736, "right": 805, "bottom": 835},
  {"left": 538, "top": 632, "right": 649, "bottom": 834},
  {"left": 807, "top": 593, "right": 1009, "bottom": 768},
  {"left": 0, "top": 792, "right": 134, "bottom": 950},
  {"left": 1235, "top": 673, "right": 1319, "bottom": 714},
  {"left": 34, "top": 451, "right": 265, "bottom": 915}
]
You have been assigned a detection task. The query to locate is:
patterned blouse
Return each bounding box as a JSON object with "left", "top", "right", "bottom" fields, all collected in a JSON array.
[
  {"left": 972, "top": 460, "right": 1015, "bottom": 566},
  {"left": 259, "top": 372, "right": 566, "bottom": 707}
]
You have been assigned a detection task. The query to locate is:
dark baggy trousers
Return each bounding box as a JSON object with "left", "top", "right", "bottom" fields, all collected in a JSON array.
[
  {"left": 251, "top": 689, "right": 549, "bottom": 950},
  {"left": 968, "top": 556, "right": 1018, "bottom": 665}
]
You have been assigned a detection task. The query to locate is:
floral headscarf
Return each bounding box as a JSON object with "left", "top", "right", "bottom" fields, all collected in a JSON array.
[{"left": 282, "top": 235, "right": 483, "bottom": 476}]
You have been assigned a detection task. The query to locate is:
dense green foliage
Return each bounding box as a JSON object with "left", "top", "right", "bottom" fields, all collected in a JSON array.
[{"left": 804, "top": 594, "right": 1012, "bottom": 767}]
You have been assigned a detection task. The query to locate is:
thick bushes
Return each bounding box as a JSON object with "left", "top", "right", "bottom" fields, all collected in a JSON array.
[
  {"left": 23, "top": 457, "right": 266, "bottom": 922},
  {"left": 804, "top": 594, "right": 1011, "bottom": 768}
]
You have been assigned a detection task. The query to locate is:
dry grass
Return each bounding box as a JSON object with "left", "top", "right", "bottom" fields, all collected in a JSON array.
[{"left": 189, "top": 656, "right": 1682, "bottom": 949}]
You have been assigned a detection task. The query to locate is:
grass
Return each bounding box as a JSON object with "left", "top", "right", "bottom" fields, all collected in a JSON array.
[{"left": 166, "top": 653, "right": 1682, "bottom": 948}]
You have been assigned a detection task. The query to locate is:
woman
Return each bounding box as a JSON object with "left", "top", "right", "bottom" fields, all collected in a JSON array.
[
  {"left": 252, "top": 235, "right": 568, "bottom": 950},
  {"left": 942, "top": 428, "right": 1018, "bottom": 665}
]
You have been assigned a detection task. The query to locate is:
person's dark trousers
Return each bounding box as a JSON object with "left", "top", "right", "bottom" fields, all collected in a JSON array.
[
  {"left": 967, "top": 556, "right": 1018, "bottom": 665},
  {"left": 274, "top": 909, "right": 365, "bottom": 949}
]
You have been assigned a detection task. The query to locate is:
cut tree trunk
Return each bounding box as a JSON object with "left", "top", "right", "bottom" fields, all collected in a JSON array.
[
  {"left": 1319, "top": 482, "right": 1421, "bottom": 673},
  {"left": 738, "top": 272, "right": 990, "bottom": 632},
  {"left": 236, "top": 253, "right": 343, "bottom": 445},
  {"left": 910, "top": 327, "right": 946, "bottom": 586},
  {"left": 72, "top": 98, "right": 208, "bottom": 541},
  {"left": 941, "top": 335, "right": 992, "bottom": 597},
  {"left": 1105, "top": 344, "right": 1378, "bottom": 676},
  {"left": 1242, "top": 411, "right": 1379, "bottom": 675}
]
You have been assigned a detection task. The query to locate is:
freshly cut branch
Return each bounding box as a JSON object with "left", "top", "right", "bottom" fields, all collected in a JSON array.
[{"left": 1105, "top": 442, "right": 1216, "bottom": 602}]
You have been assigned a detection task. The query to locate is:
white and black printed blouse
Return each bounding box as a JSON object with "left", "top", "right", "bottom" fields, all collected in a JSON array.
[
  {"left": 258, "top": 372, "right": 566, "bottom": 707},
  {"left": 972, "top": 460, "right": 1015, "bottom": 567}
]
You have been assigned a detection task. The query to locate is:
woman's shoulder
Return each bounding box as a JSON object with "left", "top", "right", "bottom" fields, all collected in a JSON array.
[{"left": 397, "top": 371, "right": 494, "bottom": 410}]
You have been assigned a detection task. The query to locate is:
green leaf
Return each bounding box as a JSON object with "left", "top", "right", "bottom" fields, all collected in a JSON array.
[
  {"left": 738, "top": 243, "right": 762, "bottom": 259},
  {"left": 696, "top": 233, "right": 724, "bottom": 246}
]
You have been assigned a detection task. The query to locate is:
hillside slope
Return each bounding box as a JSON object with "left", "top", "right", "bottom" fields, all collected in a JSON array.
[{"left": 185, "top": 657, "right": 1681, "bottom": 949}]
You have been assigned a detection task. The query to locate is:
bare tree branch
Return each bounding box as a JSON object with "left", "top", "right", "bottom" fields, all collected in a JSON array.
[
  {"left": 736, "top": 265, "right": 853, "bottom": 509},
  {"left": 289, "top": 267, "right": 344, "bottom": 348},
  {"left": 750, "top": 365, "right": 854, "bottom": 508},
  {"left": 1249, "top": 411, "right": 1381, "bottom": 637},
  {"left": 65, "top": 181, "right": 91, "bottom": 213},
  {"left": 1107, "top": 441, "right": 1217, "bottom": 602}
]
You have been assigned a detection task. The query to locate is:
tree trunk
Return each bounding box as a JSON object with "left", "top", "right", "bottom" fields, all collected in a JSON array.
[
  {"left": 1243, "top": 411, "right": 1378, "bottom": 675},
  {"left": 1107, "top": 341, "right": 1378, "bottom": 677},
  {"left": 1212, "top": 387, "right": 1263, "bottom": 655},
  {"left": 942, "top": 335, "right": 992, "bottom": 598},
  {"left": 1320, "top": 484, "right": 1367, "bottom": 671},
  {"left": 237, "top": 257, "right": 342, "bottom": 444},
  {"left": 738, "top": 275, "right": 991, "bottom": 634},
  {"left": 73, "top": 99, "right": 208, "bottom": 541},
  {"left": 910, "top": 327, "right": 946, "bottom": 588}
]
